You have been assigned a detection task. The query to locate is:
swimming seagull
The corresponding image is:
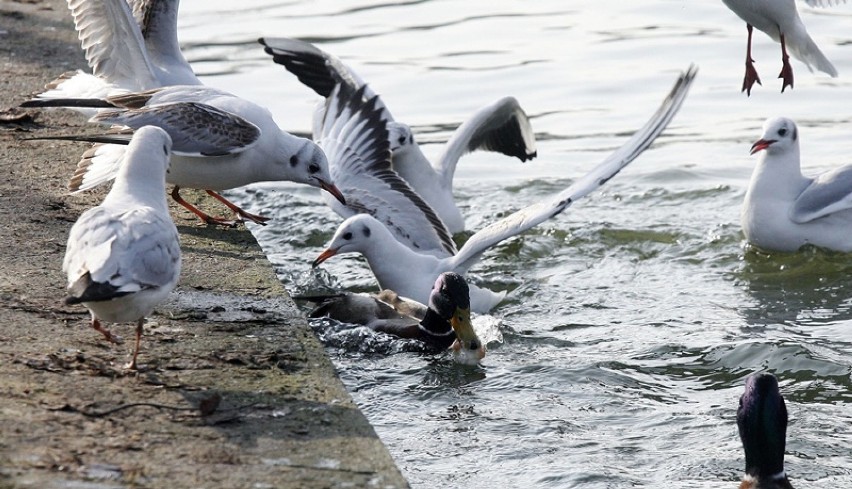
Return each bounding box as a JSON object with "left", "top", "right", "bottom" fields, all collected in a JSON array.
[
  {"left": 63, "top": 126, "right": 180, "bottom": 370},
  {"left": 22, "top": 85, "right": 345, "bottom": 226},
  {"left": 312, "top": 65, "right": 698, "bottom": 312},
  {"left": 722, "top": 0, "right": 843, "bottom": 95},
  {"left": 259, "top": 36, "right": 537, "bottom": 234},
  {"left": 305, "top": 272, "right": 485, "bottom": 365},
  {"left": 742, "top": 117, "right": 852, "bottom": 252},
  {"left": 737, "top": 372, "right": 794, "bottom": 489}
]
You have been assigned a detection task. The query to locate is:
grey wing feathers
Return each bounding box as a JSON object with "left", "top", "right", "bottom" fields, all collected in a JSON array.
[
  {"left": 790, "top": 166, "right": 852, "bottom": 223},
  {"left": 449, "top": 65, "right": 698, "bottom": 272},
  {"left": 91, "top": 102, "right": 262, "bottom": 156},
  {"left": 64, "top": 207, "right": 180, "bottom": 298},
  {"left": 318, "top": 83, "right": 457, "bottom": 256},
  {"left": 803, "top": 0, "right": 847, "bottom": 7}
]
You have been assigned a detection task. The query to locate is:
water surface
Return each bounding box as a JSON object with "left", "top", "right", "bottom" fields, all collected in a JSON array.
[{"left": 177, "top": 1, "right": 852, "bottom": 487}]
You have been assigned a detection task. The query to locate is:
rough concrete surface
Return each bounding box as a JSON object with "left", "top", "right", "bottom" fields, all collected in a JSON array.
[{"left": 0, "top": 1, "right": 409, "bottom": 487}]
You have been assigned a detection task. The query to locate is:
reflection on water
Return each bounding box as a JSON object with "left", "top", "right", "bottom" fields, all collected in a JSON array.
[{"left": 179, "top": 0, "right": 852, "bottom": 487}]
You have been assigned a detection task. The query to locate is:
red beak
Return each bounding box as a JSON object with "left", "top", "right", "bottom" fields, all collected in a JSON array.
[
  {"left": 750, "top": 139, "right": 775, "bottom": 155},
  {"left": 312, "top": 247, "right": 338, "bottom": 268},
  {"left": 318, "top": 179, "right": 346, "bottom": 205}
]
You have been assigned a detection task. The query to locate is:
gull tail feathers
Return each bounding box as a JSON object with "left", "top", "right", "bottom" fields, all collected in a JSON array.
[{"left": 789, "top": 33, "right": 838, "bottom": 76}]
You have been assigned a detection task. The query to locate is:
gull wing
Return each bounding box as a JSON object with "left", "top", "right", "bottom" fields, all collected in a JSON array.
[
  {"left": 63, "top": 206, "right": 181, "bottom": 299},
  {"left": 448, "top": 65, "right": 698, "bottom": 273},
  {"left": 90, "top": 101, "right": 262, "bottom": 156},
  {"left": 790, "top": 165, "right": 852, "bottom": 222},
  {"left": 68, "top": 0, "right": 160, "bottom": 89},
  {"left": 317, "top": 83, "right": 457, "bottom": 256},
  {"left": 803, "top": 0, "right": 846, "bottom": 7},
  {"left": 435, "top": 96, "right": 537, "bottom": 188},
  {"left": 127, "top": 0, "right": 199, "bottom": 86}
]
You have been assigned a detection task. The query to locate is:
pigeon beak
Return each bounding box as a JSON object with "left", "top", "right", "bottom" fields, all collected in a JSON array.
[
  {"left": 318, "top": 179, "right": 346, "bottom": 205},
  {"left": 312, "top": 247, "right": 338, "bottom": 268},
  {"left": 750, "top": 139, "right": 775, "bottom": 155},
  {"left": 449, "top": 306, "right": 485, "bottom": 364}
]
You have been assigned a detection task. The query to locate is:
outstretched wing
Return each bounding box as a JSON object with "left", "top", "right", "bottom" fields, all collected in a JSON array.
[
  {"left": 790, "top": 165, "right": 852, "bottom": 223},
  {"left": 127, "top": 0, "right": 199, "bottom": 86},
  {"left": 316, "top": 83, "right": 457, "bottom": 256},
  {"left": 435, "top": 96, "right": 537, "bottom": 187},
  {"left": 68, "top": 0, "right": 160, "bottom": 89},
  {"left": 449, "top": 65, "right": 698, "bottom": 273}
]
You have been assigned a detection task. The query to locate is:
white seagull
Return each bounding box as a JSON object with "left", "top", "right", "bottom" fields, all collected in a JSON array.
[
  {"left": 312, "top": 66, "right": 698, "bottom": 312},
  {"left": 260, "top": 37, "right": 537, "bottom": 234},
  {"left": 742, "top": 117, "right": 852, "bottom": 252},
  {"left": 23, "top": 85, "right": 345, "bottom": 226},
  {"left": 722, "top": 0, "right": 844, "bottom": 95},
  {"left": 37, "top": 0, "right": 199, "bottom": 105},
  {"left": 63, "top": 125, "right": 180, "bottom": 369}
]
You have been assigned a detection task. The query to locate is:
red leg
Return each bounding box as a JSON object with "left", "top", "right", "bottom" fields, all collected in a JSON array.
[
  {"left": 779, "top": 33, "right": 794, "bottom": 93},
  {"left": 742, "top": 24, "right": 762, "bottom": 96},
  {"left": 170, "top": 186, "right": 238, "bottom": 227},
  {"left": 125, "top": 319, "right": 144, "bottom": 370},
  {"left": 91, "top": 315, "right": 123, "bottom": 344},
  {"left": 205, "top": 190, "right": 271, "bottom": 225}
]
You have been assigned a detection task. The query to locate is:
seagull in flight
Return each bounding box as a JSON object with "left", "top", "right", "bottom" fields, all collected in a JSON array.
[
  {"left": 312, "top": 66, "right": 698, "bottom": 312},
  {"left": 259, "top": 36, "right": 537, "bottom": 234},
  {"left": 722, "top": 0, "right": 844, "bottom": 95}
]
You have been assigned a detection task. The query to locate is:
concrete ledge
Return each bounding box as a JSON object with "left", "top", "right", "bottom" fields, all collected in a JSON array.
[{"left": 0, "top": 1, "right": 408, "bottom": 487}]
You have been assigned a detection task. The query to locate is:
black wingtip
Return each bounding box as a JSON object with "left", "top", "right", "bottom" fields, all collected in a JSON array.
[{"left": 20, "top": 98, "right": 114, "bottom": 109}]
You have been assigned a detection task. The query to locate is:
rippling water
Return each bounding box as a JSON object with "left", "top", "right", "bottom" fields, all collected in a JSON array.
[{"left": 177, "top": 1, "right": 852, "bottom": 486}]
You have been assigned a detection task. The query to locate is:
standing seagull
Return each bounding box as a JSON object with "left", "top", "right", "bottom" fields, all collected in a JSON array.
[
  {"left": 23, "top": 85, "right": 344, "bottom": 226},
  {"left": 313, "top": 66, "right": 697, "bottom": 312},
  {"left": 736, "top": 373, "right": 794, "bottom": 489},
  {"left": 722, "top": 0, "right": 843, "bottom": 95},
  {"left": 63, "top": 126, "right": 181, "bottom": 369},
  {"left": 260, "top": 37, "right": 537, "bottom": 234},
  {"left": 742, "top": 117, "right": 852, "bottom": 252}
]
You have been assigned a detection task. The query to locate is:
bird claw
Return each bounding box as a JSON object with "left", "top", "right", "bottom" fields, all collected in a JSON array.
[
  {"left": 742, "top": 60, "right": 762, "bottom": 96},
  {"left": 779, "top": 62, "right": 794, "bottom": 93}
]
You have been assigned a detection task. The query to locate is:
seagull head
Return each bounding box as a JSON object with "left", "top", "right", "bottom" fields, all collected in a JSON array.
[
  {"left": 428, "top": 272, "right": 485, "bottom": 364},
  {"left": 737, "top": 372, "right": 788, "bottom": 482},
  {"left": 751, "top": 117, "right": 798, "bottom": 156},
  {"left": 312, "top": 214, "right": 378, "bottom": 267},
  {"left": 286, "top": 138, "right": 345, "bottom": 205}
]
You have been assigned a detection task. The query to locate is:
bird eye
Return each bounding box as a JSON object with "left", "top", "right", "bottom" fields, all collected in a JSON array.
[
  {"left": 468, "top": 340, "right": 479, "bottom": 350},
  {"left": 778, "top": 128, "right": 787, "bottom": 137},
  {"left": 308, "top": 163, "right": 320, "bottom": 174},
  {"left": 343, "top": 232, "right": 353, "bottom": 240},
  {"left": 289, "top": 155, "right": 299, "bottom": 167},
  {"left": 397, "top": 136, "right": 406, "bottom": 145}
]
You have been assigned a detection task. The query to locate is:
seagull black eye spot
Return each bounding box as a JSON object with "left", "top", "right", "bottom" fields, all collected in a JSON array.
[
  {"left": 308, "top": 163, "right": 320, "bottom": 174},
  {"left": 342, "top": 232, "right": 353, "bottom": 240},
  {"left": 362, "top": 226, "right": 371, "bottom": 238},
  {"left": 289, "top": 155, "right": 299, "bottom": 167},
  {"left": 397, "top": 135, "right": 406, "bottom": 146},
  {"left": 778, "top": 128, "right": 787, "bottom": 137},
  {"left": 409, "top": 134, "right": 414, "bottom": 144},
  {"left": 162, "top": 144, "right": 168, "bottom": 156}
]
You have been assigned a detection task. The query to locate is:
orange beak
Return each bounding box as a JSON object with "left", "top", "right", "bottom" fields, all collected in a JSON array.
[
  {"left": 312, "top": 247, "right": 338, "bottom": 268},
  {"left": 318, "top": 179, "right": 346, "bottom": 205}
]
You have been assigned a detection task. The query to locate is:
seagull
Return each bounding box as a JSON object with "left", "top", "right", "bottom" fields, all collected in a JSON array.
[
  {"left": 36, "top": 0, "right": 200, "bottom": 106},
  {"left": 305, "top": 272, "right": 485, "bottom": 365},
  {"left": 27, "top": 0, "right": 339, "bottom": 225},
  {"left": 312, "top": 66, "right": 698, "bottom": 312},
  {"left": 742, "top": 117, "right": 852, "bottom": 252},
  {"left": 22, "top": 85, "right": 345, "bottom": 226},
  {"left": 259, "top": 37, "right": 537, "bottom": 234},
  {"left": 63, "top": 125, "right": 180, "bottom": 370},
  {"left": 311, "top": 81, "right": 456, "bottom": 256},
  {"left": 737, "top": 372, "right": 794, "bottom": 489},
  {"left": 722, "top": 0, "right": 843, "bottom": 95}
]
